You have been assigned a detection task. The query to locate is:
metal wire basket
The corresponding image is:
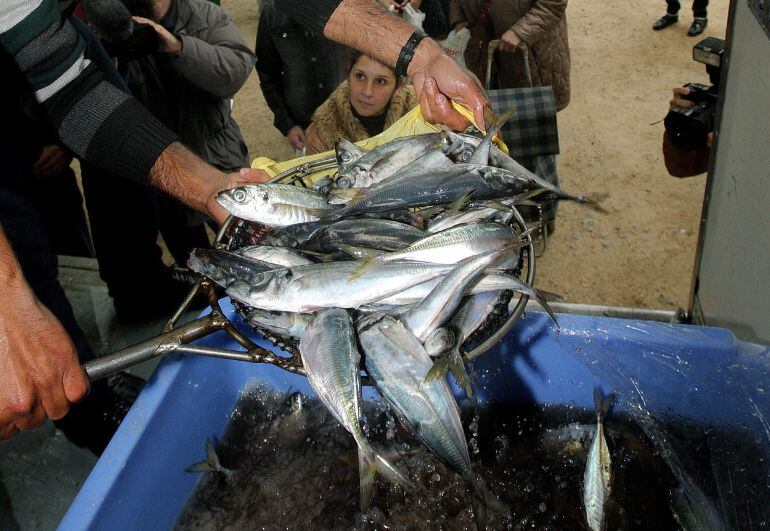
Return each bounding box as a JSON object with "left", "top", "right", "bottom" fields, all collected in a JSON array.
[{"left": 83, "top": 156, "right": 536, "bottom": 383}]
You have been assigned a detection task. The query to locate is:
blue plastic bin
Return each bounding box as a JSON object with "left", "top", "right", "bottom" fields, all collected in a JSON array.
[{"left": 59, "top": 302, "right": 769, "bottom": 530}]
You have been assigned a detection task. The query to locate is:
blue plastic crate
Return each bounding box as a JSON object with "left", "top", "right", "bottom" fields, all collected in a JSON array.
[{"left": 59, "top": 302, "right": 769, "bottom": 530}]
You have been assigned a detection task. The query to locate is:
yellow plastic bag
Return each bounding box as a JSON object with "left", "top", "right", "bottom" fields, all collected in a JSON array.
[{"left": 251, "top": 103, "right": 507, "bottom": 186}]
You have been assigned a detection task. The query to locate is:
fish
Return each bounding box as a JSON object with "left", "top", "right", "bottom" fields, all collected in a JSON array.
[
  {"left": 355, "top": 222, "right": 524, "bottom": 267},
  {"left": 244, "top": 308, "right": 313, "bottom": 339},
  {"left": 305, "top": 218, "right": 426, "bottom": 253},
  {"left": 188, "top": 248, "right": 276, "bottom": 287},
  {"left": 299, "top": 309, "right": 412, "bottom": 513},
  {"left": 669, "top": 481, "right": 729, "bottom": 531},
  {"left": 234, "top": 245, "right": 313, "bottom": 267},
  {"left": 216, "top": 183, "right": 338, "bottom": 226},
  {"left": 225, "top": 259, "right": 458, "bottom": 313},
  {"left": 400, "top": 246, "right": 513, "bottom": 342},
  {"left": 360, "top": 316, "right": 509, "bottom": 529},
  {"left": 423, "top": 326, "right": 456, "bottom": 357},
  {"left": 185, "top": 438, "right": 233, "bottom": 479},
  {"left": 583, "top": 387, "right": 614, "bottom": 531}
]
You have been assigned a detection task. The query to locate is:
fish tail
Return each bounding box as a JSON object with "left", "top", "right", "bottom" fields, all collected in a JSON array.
[
  {"left": 358, "top": 442, "right": 415, "bottom": 514},
  {"left": 358, "top": 447, "right": 377, "bottom": 515},
  {"left": 593, "top": 387, "right": 615, "bottom": 420},
  {"left": 470, "top": 479, "right": 510, "bottom": 529},
  {"left": 448, "top": 350, "right": 474, "bottom": 397},
  {"left": 423, "top": 354, "right": 451, "bottom": 384},
  {"left": 184, "top": 460, "right": 213, "bottom": 473}
]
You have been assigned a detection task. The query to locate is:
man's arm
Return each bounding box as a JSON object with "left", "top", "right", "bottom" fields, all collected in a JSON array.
[{"left": 277, "top": 0, "right": 489, "bottom": 130}]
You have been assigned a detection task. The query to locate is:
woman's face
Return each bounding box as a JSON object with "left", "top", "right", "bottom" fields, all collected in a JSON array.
[{"left": 348, "top": 56, "right": 398, "bottom": 117}]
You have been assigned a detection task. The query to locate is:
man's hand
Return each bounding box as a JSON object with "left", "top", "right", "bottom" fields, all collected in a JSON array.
[
  {"left": 32, "top": 145, "right": 72, "bottom": 179},
  {"left": 205, "top": 168, "right": 273, "bottom": 225},
  {"left": 132, "top": 16, "right": 182, "bottom": 56},
  {"left": 0, "top": 262, "right": 88, "bottom": 440},
  {"left": 499, "top": 29, "right": 521, "bottom": 53},
  {"left": 410, "top": 46, "right": 490, "bottom": 131},
  {"left": 285, "top": 126, "right": 307, "bottom": 151}
]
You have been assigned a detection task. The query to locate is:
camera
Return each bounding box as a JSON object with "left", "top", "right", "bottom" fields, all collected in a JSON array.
[{"left": 664, "top": 37, "right": 724, "bottom": 151}]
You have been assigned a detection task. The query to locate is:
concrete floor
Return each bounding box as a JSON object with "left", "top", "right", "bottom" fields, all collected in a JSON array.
[{"left": 0, "top": 256, "right": 197, "bottom": 530}]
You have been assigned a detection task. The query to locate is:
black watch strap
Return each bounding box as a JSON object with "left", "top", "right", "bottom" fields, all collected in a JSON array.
[{"left": 395, "top": 31, "right": 427, "bottom": 77}]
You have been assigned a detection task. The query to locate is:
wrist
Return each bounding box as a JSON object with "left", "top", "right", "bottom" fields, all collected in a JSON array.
[{"left": 406, "top": 37, "right": 443, "bottom": 78}]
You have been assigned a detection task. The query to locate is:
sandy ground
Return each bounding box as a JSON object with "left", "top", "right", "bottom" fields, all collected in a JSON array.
[{"left": 224, "top": 0, "right": 728, "bottom": 311}]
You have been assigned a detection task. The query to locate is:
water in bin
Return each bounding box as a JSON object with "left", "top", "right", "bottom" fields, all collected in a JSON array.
[{"left": 170, "top": 314, "right": 768, "bottom": 530}]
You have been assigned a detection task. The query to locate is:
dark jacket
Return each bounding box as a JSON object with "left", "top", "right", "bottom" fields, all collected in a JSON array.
[
  {"left": 121, "top": 0, "right": 255, "bottom": 171},
  {"left": 256, "top": 0, "right": 352, "bottom": 135},
  {"left": 450, "top": 0, "right": 571, "bottom": 110}
]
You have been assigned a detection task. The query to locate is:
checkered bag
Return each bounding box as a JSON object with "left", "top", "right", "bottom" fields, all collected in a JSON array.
[{"left": 485, "top": 41, "right": 560, "bottom": 159}]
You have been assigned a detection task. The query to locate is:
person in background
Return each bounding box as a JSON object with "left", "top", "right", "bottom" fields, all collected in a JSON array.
[
  {"left": 652, "top": 0, "right": 708, "bottom": 37},
  {"left": 304, "top": 52, "right": 418, "bottom": 154},
  {"left": 81, "top": 0, "right": 256, "bottom": 322},
  {"left": 450, "top": 0, "right": 569, "bottom": 236},
  {"left": 256, "top": 0, "right": 352, "bottom": 155}
]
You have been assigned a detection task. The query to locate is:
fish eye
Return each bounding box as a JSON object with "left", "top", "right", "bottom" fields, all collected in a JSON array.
[
  {"left": 233, "top": 189, "right": 246, "bottom": 202},
  {"left": 336, "top": 175, "right": 352, "bottom": 188},
  {"left": 340, "top": 152, "right": 352, "bottom": 163}
]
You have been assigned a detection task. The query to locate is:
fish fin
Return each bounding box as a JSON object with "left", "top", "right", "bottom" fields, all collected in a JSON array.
[
  {"left": 306, "top": 206, "right": 342, "bottom": 218},
  {"left": 471, "top": 480, "right": 510, "bottom": 529},
  {"left": 337, "top": 244, "right": 384, "bottom": 261},
  {"left": 328, "top": 187, "right": 365, "bottom": 204},
  {"left": 447, "top": 189, "right": 476, "bottom": 213},
  {"left": 593, "top": 387, "right": 615, "bottom": 420},
  {"left": 423, "top": 355, "right": 451, "bottom": 384},
  {"left": 576, "top": 192, "right": 609, "bottom": 214},
  {"left": 484, "top": 200, "right": 513, "bottom": 213},
  {"left": 374, "top": 452, "right": 414, "bottom": 490},
  {"left": 483, "top": 106, "right": 496, "bottom": 132},
  {"left": 448, "top": 349, "right": 473, "bottom": 397},
  {"left": 512, "top": 280, "right": 561, "bottom": 330},
  {"left": 506, "top": 187, "right": 548, "bottom": 204},
  {"left": 184, "top": 460, "right": 212, "bottom": 473},
  {"left": 358, "top": 447, "right": 376, "bottom": 514},
  {"left": 348, "top": 257, "right": 379, "bottom": 282}
]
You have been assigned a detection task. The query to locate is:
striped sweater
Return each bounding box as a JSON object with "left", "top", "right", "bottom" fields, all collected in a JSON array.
[{"left": 0, "top": 0, "right": 177, "bottom": 183}]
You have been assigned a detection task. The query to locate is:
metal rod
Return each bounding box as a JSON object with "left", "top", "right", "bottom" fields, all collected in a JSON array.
[
  {"left": 524, "top": 301, "right": 682, "bottom": 323},
  {"left": 174, "top": 344, "right": 257, "bottom": 363},
  {"left": 83, "top": 313, "right": 228, "bottom": 382}
]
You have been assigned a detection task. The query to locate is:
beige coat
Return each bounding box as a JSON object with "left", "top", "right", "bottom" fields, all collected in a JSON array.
[
  {"left": 304, "top": 81, "right": 418, "bottom": 155},
  {"left": 450, "top": 0, "right": 571, "bottom": 110}
]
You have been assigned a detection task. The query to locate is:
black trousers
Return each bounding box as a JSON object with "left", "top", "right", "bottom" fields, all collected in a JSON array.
[{"left": 666, "top": 0, "right": 708, "bottom": 18}]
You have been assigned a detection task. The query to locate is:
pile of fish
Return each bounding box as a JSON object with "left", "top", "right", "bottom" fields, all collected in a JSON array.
[{"left": 188, "top": 113, "right": 607, "bottom": 529}]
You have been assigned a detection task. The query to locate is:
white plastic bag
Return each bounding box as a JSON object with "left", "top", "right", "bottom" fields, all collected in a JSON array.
[
  {"left": 439, "top": 28, "right": 471, "bottom": 69},
  {"left": 389, "top": 3, "right": 426, "bottom": 33}
]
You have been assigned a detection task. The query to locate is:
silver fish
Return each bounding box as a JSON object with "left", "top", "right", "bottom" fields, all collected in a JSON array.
[
  {"left": 306, "top": 218, "right": 426, "bottom": 253},
  {"left": 360, "top": 316, "right": 508, "bottom": 529},
  {"left": 234, "top": 245, "right": 313, "bottom": 267},
  {"left": 216, "top": 183, "right": 338, "bottom": 226},
  {"left": 225, "top": 260, "right": 456, "bottom": 312},
  {"left": 299, "top": 309, "right": 411, "bottom": 513},
  {"left": 244, "top": 308, "right": 312, "bottom": 339},
  {"left": 401, "top": 247, "right": 511, "bottom": 342},
  {"left": 584, "top": 388, "right": 614, "bottom": 531},
  {"left": 188, "top": 248, "right": 275, "bottom": 287},
  {"left": 367, "top": 222, "right": 521, "bottom": 265}
]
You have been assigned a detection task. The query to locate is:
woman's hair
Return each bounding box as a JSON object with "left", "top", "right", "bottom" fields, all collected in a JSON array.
[{"left": 347, "top": 51, "right": 403, "bottom": 84}]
